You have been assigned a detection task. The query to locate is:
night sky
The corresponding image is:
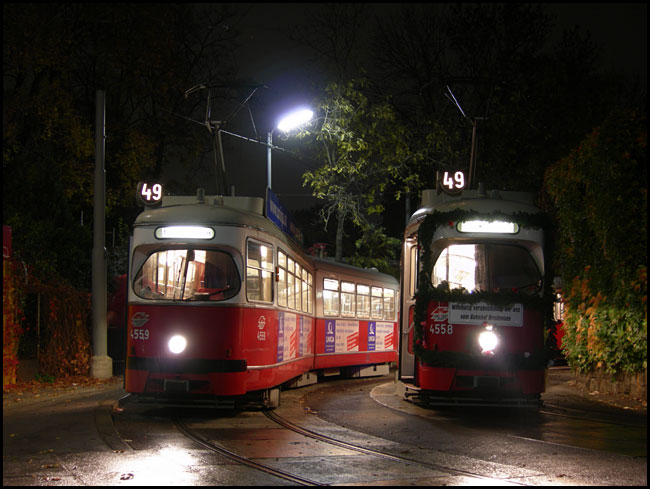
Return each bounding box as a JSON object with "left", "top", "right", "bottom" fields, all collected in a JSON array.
[{"left": 177, "top": 3, "right": 647, "bottom": 211}]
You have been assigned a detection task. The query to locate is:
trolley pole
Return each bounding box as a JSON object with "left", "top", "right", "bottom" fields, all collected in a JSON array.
[
  {"left": 90, "top": 90, "right": 112, "bottom": 379},
  {"left": 267, "top": 131, "right": 272, "bottom": 190}
]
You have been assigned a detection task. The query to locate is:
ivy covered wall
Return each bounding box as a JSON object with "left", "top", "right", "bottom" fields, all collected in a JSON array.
[{"left": 544, "top": 109, "right": 647, "bottom": 377}]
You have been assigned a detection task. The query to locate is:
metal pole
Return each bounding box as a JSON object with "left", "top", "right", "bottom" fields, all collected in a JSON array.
[
  {"left": 212, "top": 132, "right": 221, "bottom": 194},
  {"left": 212, "top": 129, "right": 229, "bottom": 195},
  {"left": 90, "top": 90, "right": 112, "bottom": 379},
  {"left": 405, "top": 194, "right": 411, "bottom": 227},
  {"left": 217, "top": 130, "right": 228, "bottom": 195},
  {"left": 468, "top": 118, "right": 477, "bottom": 190},
  {"left": 37, "top": 293, "right": 40, "bottom": 365},
  {"left": 267, "top": 131, "right": 272, "bottom": 190}
]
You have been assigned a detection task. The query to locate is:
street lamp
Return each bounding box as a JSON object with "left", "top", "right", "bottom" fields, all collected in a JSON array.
[{"left": 267, "top": 108, "right": 313, "bottom": 190}]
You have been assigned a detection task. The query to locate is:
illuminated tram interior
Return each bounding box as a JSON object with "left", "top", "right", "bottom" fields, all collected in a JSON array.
[
  {"left": 134, "top": 249, "right": 240, "bottom": 301},
  {"left": 432, "top": 244, "right": 542, "bottom": 295}
]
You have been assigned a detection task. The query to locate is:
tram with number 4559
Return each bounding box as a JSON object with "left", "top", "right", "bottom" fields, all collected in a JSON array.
[
  {"left": 398, "top": 173, "right": 553, "bottom": 407},
  {"left": 124, "top": 183, "right": 399, "bottom": 408}
]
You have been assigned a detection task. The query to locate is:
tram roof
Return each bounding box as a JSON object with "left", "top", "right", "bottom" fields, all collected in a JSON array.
[
  {"left": 133, "top": 194, "right": 399, "bottom": 284},
  {"left": 311, "top": 256, "right": 399, "bottom": 286},
  {"left": 409, "top": 188, "right": 542, "bottom": 227},
  {"left": 134, "top": 195, "right": 281, "bottom": 236}
]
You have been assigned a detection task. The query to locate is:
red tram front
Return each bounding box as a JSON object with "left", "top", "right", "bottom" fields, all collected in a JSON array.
[
  {"left": 399, "top": 187, "right": 551, "bottom": 406},
  {"left": 125, "top": 189, "right": 398, "bottom": 407}
]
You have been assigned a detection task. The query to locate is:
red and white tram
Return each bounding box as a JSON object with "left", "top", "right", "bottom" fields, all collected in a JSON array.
[
  {"left": 125, "top": 187, "right": 398, "bottom": 407},
  {"left": 398, "top": 186, "right": 552, "bottom": 406}
]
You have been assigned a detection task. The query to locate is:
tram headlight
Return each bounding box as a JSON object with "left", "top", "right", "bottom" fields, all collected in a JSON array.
[
  {"left": 478, "top": 324, "right": 498, "bottom": 355},
  {"left": 168, "top": 335, "right": 187, "bottom": 354}
]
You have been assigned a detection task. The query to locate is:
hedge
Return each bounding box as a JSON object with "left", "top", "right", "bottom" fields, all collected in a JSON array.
[{"left": 544, "top": 109, "right": 647, "bottom": 375}]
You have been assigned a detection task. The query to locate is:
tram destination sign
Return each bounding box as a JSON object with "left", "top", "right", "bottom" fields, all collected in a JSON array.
[
  {"left": 265, "top": 187, "right": 304, "bottom": 245},
  {"left": 448, "top": 302, "right": 523, "bottom": 327}
]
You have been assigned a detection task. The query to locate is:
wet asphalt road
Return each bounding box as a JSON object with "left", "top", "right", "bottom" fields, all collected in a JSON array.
[
  {"left": 301, "top": 376, "right": 646, "bottom": 485},
  {"left": 3, "top": 370, "right": 647, "bottom": 486}
]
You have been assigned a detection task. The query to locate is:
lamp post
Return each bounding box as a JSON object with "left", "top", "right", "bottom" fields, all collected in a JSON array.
[{"left": 267, "top": 108, "right": 313, "bottom": 190}]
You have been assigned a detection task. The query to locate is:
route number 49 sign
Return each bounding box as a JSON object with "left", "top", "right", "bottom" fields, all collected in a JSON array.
[
  {"left": 136, "top": 181, "right": 163, "bottom": 207},
  {"left": 439, "top": 171, "right": 465, "bottom": 194}
]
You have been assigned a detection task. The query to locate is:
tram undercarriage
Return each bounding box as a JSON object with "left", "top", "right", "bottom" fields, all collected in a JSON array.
[{"left": 398, "top": 382, "right": 542, "bottom": 408}]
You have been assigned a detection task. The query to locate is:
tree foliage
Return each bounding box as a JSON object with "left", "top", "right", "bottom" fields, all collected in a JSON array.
[
  {"left": 3, "top": 4, "right": 243, "bottom": 381},
  {"left": 295, "top": 4, "right": 643, "bottom": 277},
  {"left": 3, "top": 4, "right": 242, "bottom": 289},
  {"left": 3, "top": 259, "right": 25, "bottom": 386},
  {"left": 544, "top": 109, "right": 647, "bottom": 374},
  {"left": 299, "top": 80, "right": 414, "bottom": 266},
  {"left": 371, "top": 3, "right": 630, "bottom": 194}
]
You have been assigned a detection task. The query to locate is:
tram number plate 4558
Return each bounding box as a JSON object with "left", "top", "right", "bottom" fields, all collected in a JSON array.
[
  {"left": 430, "top": 324, "right": 454, "bottom": 335},
  {"left": 130, "top": 328, "right": 150, "bottom": 340}
]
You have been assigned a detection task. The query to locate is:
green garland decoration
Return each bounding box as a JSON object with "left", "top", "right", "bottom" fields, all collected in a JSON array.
[{"left": 413, "top": 208, "right": 555, "bottom": 370}]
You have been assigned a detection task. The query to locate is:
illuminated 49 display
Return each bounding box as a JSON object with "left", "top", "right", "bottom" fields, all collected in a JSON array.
[
  {"left": 439, "top": 171, "right": 465, "bottom": 194},
  {"left": 136, "top": 182, "right": 163, "bottom": 206}
]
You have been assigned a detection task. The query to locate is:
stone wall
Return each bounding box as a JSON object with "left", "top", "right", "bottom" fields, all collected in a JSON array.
[{"left": 574, "top": 367, "right": 647, "bottom": 401}]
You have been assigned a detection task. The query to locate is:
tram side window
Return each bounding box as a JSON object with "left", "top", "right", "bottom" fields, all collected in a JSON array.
[
  {"left": 371, "top": 286, "right": 383, "bottom": 319},
  {"left": 278, "top": 251, "right": 287, "bottom": 307},
  {"left": 294, "top": 262, "right": 302, "bottom": 312},
  {"left": 278, "top": 268, "right": 287, "bottom": 307},
  {"left": 383, "top": 288, "right": 395, "bottom": 320},
  {"left": 356, "top": 284, "right": 370, "bottom": 318},
  {"left": 409, "top": 244, "right": 419, "bottom": 298},
  {"left": 341, "top": 281, "right": 356, "bottom": 317},
  {"left": 287, "top": 257, "right": 296, "bottom": 309},
  {"left": 277, "top": 250, "right": 314, "bottom": 313},
  {"left": 323, "top": 278, "right": 340, "bottom": 316},
  {"left": 302, "top": 269, "right": 309, "bottom": 313},
  {"left": 307, "top": 271, "right": 313, "bottom": 314},
  {"left": 247, "top": 240, "right": 273, "bottom": 303}
]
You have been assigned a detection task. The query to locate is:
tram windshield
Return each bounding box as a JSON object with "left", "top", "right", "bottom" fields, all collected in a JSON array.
[
  {"left": 432, "top": 243, "right": 542, "bottom": 295},
  {"left": 133, "top": 249, "right": 240, "bottom": 301}
]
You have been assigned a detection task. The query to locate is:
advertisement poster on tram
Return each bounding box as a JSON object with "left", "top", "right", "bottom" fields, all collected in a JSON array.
[
  {"left": 370, "top": 322, "right": 395, "bottom": 351},
  {"left": 302, "top": 318, "right": 314, "bottom": 355},
  {"left": 325, "top": 320, "right": 395, "bottom": 353},
  {"left": 325, "top": 320, "right": 359, "bottom": 353},
  {"left": 277, "top": 312, "right": 298, "bottom": 362}
]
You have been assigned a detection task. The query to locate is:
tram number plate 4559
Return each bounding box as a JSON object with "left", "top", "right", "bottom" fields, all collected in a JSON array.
[
  {"left": 430, "top": 323, "right": 454, "bottom": 335},
  {"left": 130, "top": 328, "right": 150, "bottom": 340}
]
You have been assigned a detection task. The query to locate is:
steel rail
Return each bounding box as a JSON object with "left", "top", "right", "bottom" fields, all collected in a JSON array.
[
  {"left": 263, "top": 410, "right": 521, "bottom": 484},
  {"left": 540, "top": 403, "right": 647, "bottom": 428},
  {"left": 173, "top": 416, "right": 324, "bottom": 486}
]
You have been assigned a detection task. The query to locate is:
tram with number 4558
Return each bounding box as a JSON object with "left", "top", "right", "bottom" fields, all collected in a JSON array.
[
  {"left": 124, "top": 183, "right": 399, "bottom": 408},
  {"left": 398, "top": 173, "right": 553, "bottom": 407}
]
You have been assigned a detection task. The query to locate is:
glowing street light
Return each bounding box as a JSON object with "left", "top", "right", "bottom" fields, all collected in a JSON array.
[
  {"left": 267, "top": 107, "right": 313, "bottom": 190},
  {"left": 277, "top": 108, "right": 314, "bottom": 132}
]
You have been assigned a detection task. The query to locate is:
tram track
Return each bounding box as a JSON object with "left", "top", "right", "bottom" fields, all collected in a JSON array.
[
  {"left": 262, "top": 409, "right": 517, "bottom": 484},
  {"left": 170, "top": 405, "right": 529, "bottom": 486},
  {"left": 112, "top": 376, "right": 645, "bottom": 485},
  {"left": 539, "top": 402, "right": 647, "bottom": 428},
  {"left": 172, "top": 415, "right": 324, "bottom": 486}
]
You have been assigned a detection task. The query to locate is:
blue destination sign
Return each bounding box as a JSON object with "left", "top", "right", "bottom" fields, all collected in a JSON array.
[{"left": 265, "top": 187, "right": 304, "bottom": 245}]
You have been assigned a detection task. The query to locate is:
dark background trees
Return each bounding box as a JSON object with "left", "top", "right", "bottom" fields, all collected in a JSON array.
[
  {"left": 3, "top": 4, "right": 248, "bottom": 379},
  {"left": 290, "top": 3, "right": 645, "bottom": 269},
  {"left": 4, "top": 3, "right": 243, "bottom": 288},
  {"left": 289, "top": 5, "right": 645, "bottom": 381},
  {"left": 5, "top": 4, "right": 644, "bottom": 285}
]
